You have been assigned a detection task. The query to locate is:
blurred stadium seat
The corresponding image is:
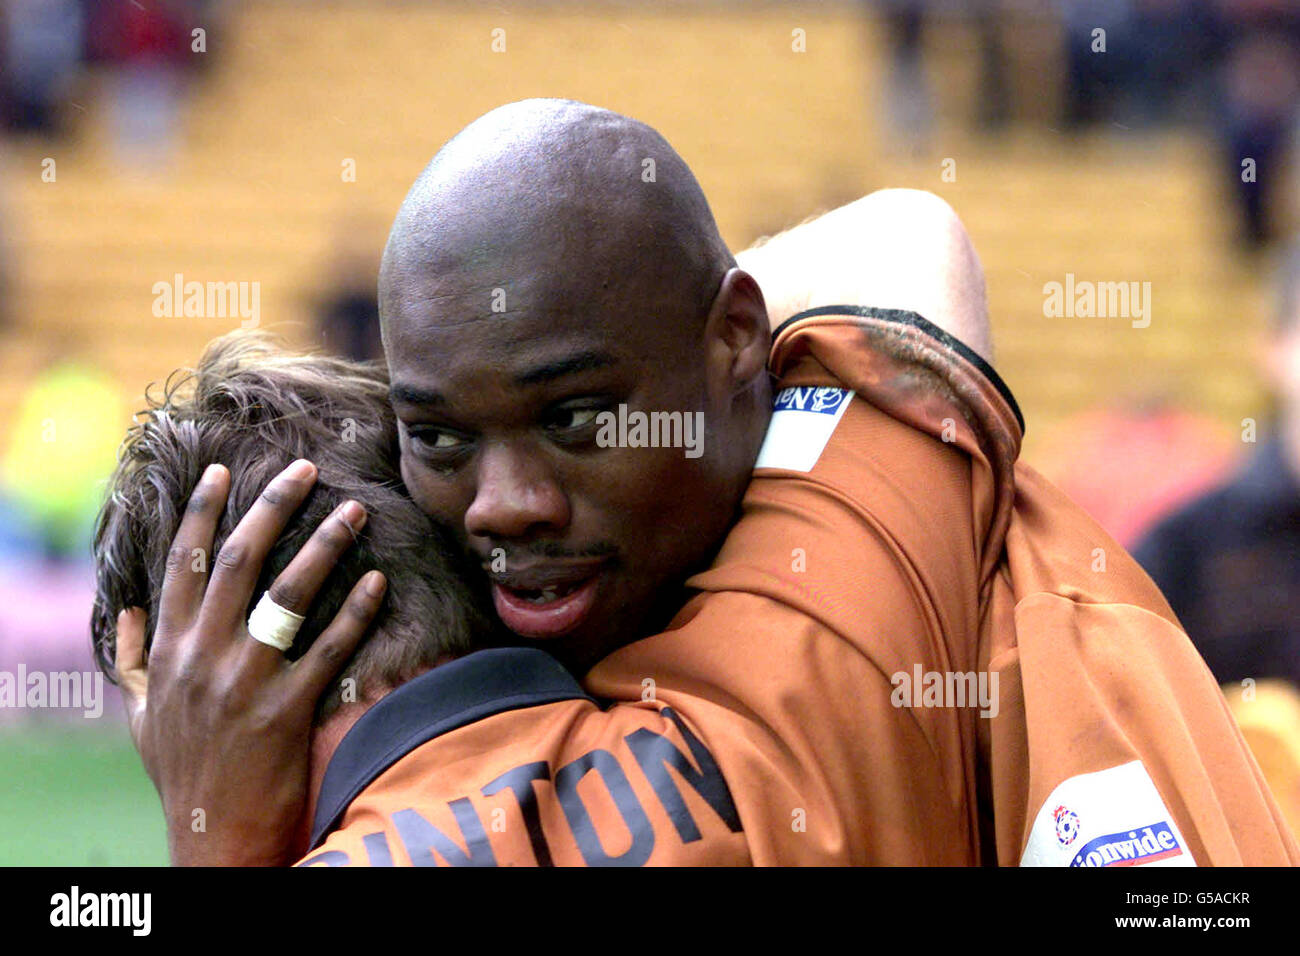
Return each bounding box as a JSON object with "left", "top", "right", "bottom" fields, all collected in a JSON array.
[{"left": 0, "top": 2, "right": 1278, "bottom": 462}]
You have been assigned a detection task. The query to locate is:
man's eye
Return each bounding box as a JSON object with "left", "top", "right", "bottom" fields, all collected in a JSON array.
[
  {"left": 548, "top": 407, "right": 601, "bottom": 430},
  {"left": 408, "top": 427, "right": 469, "bottom": 454}
]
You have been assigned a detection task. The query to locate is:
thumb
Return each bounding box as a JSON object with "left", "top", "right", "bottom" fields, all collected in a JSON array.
[{"left": 114, "top": 608, "right": 149, "bottom": 735}]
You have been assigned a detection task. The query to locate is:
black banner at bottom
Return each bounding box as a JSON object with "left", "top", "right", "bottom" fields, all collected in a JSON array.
[{"left": 3, "top": 865, "right": 1288, "bottom": 943}]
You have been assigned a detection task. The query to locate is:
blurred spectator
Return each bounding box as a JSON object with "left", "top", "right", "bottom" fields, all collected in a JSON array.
[
  {"left": 1055, "top": 0, "right": 1298, "bottom": 246},
  {"left": 1134, "top": 242, "right": 1300, "bottom": 688},
  {"left": 1210, "top": 0, "right": 1300, "bottom": 249},
  {"left": 871, "top": 0, "right": 1010, "bottom": 142},
  {"left": 316, "top": 269, "right": 382, "bottom": 363},
  {"left": 1058, "top": 0, "right": 1135, "bottom": 129},
  {"left": 313, "top": 212, "right": 384, "bottom": 362},
  {"left": 972, "top": 0, "right": 1011, "bottom": 131},
  {"left": 1128, "top": 0, "right": 1221, "bottom": 127},
  {"left": 874, "top": 0, "right": 933, "bottom": 156},
  {"left": 85, "top": 0, "right": 200, "bottom": 168},
  {"left": 1032, "top": 401, "right": 1239, "bottom": 548},
  {"left": 1059, "top": 0, "right": 1224, "bottom": 130},
  {"left": 1, "top": 0, "right": 85, "bottom": 136}
]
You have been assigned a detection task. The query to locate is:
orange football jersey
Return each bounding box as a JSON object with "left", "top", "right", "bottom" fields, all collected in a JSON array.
[{"left": 300, "top": 306, "right": 1297, "bottom": 866}]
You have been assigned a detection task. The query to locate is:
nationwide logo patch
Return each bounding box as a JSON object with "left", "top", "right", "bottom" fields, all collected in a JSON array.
[
  {"left": 1069, "top": 822, "right": 1185, "bottom": 867},
  {"left": 754, "top": 387, "right": 854, "bottom": 473},
  {"left": 1019, "top": 760, "right": 1195, "bottom": 868}
]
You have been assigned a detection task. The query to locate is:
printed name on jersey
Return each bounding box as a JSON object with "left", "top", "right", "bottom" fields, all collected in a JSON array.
[
  {"left": 1069, "top": 822, "right": 1184, "bottom": 867},
  {"left": 754, "top": 387, "right": 855, "bottom": 473},
  {"left": 299, "top": 706, "right": 743, "bottom": 867},
  {"left": 1019, "top": 760, "right": 1195, "bottom": 868}
]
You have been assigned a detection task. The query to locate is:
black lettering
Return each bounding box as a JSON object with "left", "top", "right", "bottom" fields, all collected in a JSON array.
[
  {"left": 555, "top": 749, "right": 654, "bottom": 866},
  {"left": 362, "top": 831, "right": 394, "bottom": 867},
  {"left": 297, "top": 850, "right": 349, "bottom": 866},
  {"left": 392, "top": 800, "right": 498, "bottom": 867},
  {"left": 625, "top": 707, "right": 742, "bottom": 841},
  {"left": 482, "top": 761, "right": 554, "bottom": 866}
]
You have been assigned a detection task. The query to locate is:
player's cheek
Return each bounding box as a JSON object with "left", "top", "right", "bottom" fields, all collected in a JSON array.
[
  {"left": 626, "top": 448, "right": 711, "bottom": 557},
  {"left": 399, "top": 451, "right": 467, "bottom": 527}
]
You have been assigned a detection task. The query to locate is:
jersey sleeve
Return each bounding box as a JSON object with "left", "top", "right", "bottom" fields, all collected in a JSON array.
[
  {"left": 984, "top": 464, "right": 1300, "bottom": 867},
  {"left": 583, "top": 306, "right": 1025, "bottom": 863}
]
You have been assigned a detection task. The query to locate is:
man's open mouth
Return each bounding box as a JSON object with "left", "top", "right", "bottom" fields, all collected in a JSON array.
[
  {"left": 488, "top": 566, "right": 605, "bottom": 639},
  {"left": 503, "top": 579, "right": 586, "bottom": 604}
]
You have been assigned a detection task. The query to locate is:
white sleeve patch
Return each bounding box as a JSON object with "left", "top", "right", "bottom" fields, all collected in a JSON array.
[
  {"left": 753, "top": 387, "right": 854, "bottom": 473},
  {"left": 1019, "top": 760, "right": 1196, "bottom": 867}
]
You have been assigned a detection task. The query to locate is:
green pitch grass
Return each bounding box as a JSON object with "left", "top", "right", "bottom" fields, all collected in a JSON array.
[{"left": 0, "top": 726, "right": 167, "bottom": 865}]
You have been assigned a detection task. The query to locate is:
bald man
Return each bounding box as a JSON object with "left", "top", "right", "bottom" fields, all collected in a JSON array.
[
  {"left": 121, "top": 99, "right": 1297, "bottom": 866},
  {"left": 376, "top": 99, "right": 772, "bottom": 675}
]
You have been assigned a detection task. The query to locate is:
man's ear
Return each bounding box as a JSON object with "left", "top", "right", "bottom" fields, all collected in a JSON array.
[{"left": 704, "top": 268, "right": 770, "bottom": 395}]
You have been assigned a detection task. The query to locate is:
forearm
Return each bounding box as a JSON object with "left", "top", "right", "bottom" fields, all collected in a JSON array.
[{"left": 736, "top": 188, "right": 994, "bottom": 363}]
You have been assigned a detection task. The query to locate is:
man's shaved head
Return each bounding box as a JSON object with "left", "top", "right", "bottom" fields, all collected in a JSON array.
[
  {"left": 381, "top": 98, "right": 734, "bottom": 342},
  {"left": 380, "top": 99, "right": 771, "bottom": 671}
]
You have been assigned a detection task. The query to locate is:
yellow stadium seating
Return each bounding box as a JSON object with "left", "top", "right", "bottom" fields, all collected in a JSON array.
[
  {"left": 1, "top": 3, "right": 1280, "bottom": 465},
  {"left": 1223, "top": 680, "right": 1300, "bottom": 839}
]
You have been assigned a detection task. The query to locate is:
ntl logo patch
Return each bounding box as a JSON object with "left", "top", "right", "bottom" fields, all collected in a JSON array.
[
  {"left": 755, "top": 387, "right": 855, "bottom": 473},
  {"left": 1070, "top": 822, "right": 1185, "bottom": 867},
  {"left": 773, "top": 386, "right": 847, "bottom": 415}
]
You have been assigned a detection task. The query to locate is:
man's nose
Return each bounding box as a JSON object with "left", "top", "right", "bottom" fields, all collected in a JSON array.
[{"left": 464, "top": 442, "right": 570, "bottom": 540}]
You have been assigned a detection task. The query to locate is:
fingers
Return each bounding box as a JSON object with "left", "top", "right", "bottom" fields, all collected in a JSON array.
[
  {"left": 115, "top": 606, "right": 148, "bottom": 692},
  {"left": 267, "top": 501, "right": 368, "bottom": 615},
  {"left": 239, "top": 499, "right": 369, "bottom": 672},
  {"left": 289, "top": 571, "right": 386, "bottom": 704},
  {"left": 199, "top": 459, "right": 317, "bottom": 634},
  {"left": 155, "top": 464, "right": 230, "bottom": 647},
  {"left": 114, "top": 607, "right": 149, "bottom": 744}
]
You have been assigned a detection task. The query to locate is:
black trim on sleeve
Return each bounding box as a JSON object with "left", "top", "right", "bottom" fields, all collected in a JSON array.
[
  {"left": 772, "top": 305, "right": 1025, "bottom": 435},
  {"left": 310, "top": 647, "right": 593, "bottom": 850}
]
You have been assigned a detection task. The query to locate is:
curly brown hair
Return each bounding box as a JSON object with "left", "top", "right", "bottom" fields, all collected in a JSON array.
[{"left": 90, "top": 331, "right": 492, "bottom": 722}]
